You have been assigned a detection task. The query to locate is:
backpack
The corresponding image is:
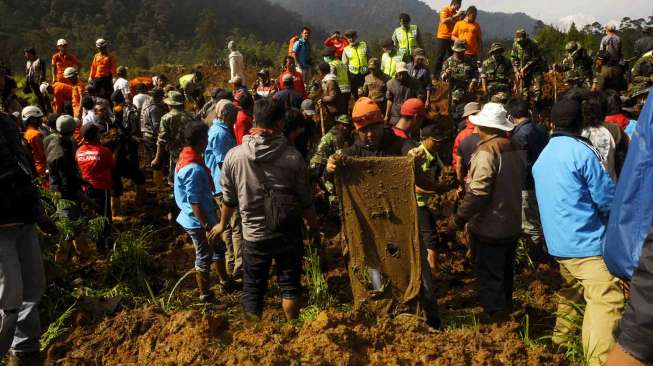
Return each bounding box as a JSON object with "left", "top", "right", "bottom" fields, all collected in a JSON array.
[
  {"left": 288, "top": 36, "right": 299, "bottom": 56},
  {"left": 604, "top": 91, "right": 653, "bottom": 280}
]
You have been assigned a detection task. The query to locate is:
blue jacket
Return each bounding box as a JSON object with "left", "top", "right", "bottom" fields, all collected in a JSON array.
[
  {"left": 174, "top": 163, "right": 218, "bottom": 230},
  {"left": 604, "top": 92, "right": 653, "bottom": 279},
  {"left": 533, "top": 133, "right": 616, "bottom": 258},
  {"left": 205, "top": 119, "right": 235, "bottom": 194}
]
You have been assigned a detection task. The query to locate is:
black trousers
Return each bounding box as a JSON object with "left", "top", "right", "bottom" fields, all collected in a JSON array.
[
  {"left": 433, "top": 38, "right": 453, "bottom": 80},
  {"left": 86, "top": 187, "right": 113, "bottom": 252},
  {"left": 349, "top": 72, "right": 366, "bottom": 100},
  {"left": 471, "top": 233, "right": 517, "bottom": 314},
  {"left": 417, "top": 206, "right": 438, "bottom": 251}
]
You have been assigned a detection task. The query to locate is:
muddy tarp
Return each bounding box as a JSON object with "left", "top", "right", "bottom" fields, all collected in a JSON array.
[{"left": 336, "top": 157, "right": 422, "bottom": 315}]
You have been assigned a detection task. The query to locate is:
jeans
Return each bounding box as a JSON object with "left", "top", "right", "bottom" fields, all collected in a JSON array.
[
  {"left": 185, "top": 228, "right": 226, "bottom": 273},
  {"left": 521, "top": 190, "right": 543, "bottom": 245},
  {"left": 0, "top": 224, "right": 45, "bottom": 356},
  {"left": 471, "top": 233, "right": 517, "bottom": 314},
  {"left": 419, "top": 241, "right": 441, "bottom": 327},
  {"left": 553, "top": 256, "right": 625, "bottom": 366},
  {"left": 241, "top": 235, "right": 303, "bottom": 316}
]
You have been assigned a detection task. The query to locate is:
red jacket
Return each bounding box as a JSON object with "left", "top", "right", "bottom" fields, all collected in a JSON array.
[
  {"left": 605, "top": 114, "right": 630, "bottom": 130},
  {"left": 277, "top": 70, "right": 306, "bottom": 97},
  {"left": 234, "top": 110, "right": 253, "bottom": 145},
  {"left": 76, "top": 142, "right": 115, "bottom": 190},
  {"left": 324, "top": 35, "right": 350, "bottom": 58},
  {"left": 452, "top": 120, "right": 475, "bottom": 169}
]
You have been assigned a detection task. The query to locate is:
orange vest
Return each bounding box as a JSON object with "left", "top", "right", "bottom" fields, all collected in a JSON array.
[
  {"left": 52, "top": 82, "right": 73, "bottom": 113},
  {"left": 90, "top": 52, "right": 117, "bottom": 78}
]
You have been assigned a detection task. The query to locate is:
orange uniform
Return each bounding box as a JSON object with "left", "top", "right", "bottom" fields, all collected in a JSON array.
[
  {"left": 437, "top": 5, "right": 457, "bottom": 40},
  {"left": 51, "top": 51, "right": 80, "bottom": 82},
  {"left": 452, "top": 20, "right": 482, "bottom": 56},
  {"left": 71, "top": 80, "right": 85, "bottom": 119},
  {"left": 89, "top": 52, "right": 117, "bottom": 79},
  {"left": 52, "top": 81, "right": 73, "bottom": 113},
  {"left": 24, "top": 127, "right": 46, "bottom": 176}
]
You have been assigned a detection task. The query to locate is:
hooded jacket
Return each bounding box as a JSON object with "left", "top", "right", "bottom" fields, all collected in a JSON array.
[{"left": 220, "top": 133, "right": 312, "bottom": 242}]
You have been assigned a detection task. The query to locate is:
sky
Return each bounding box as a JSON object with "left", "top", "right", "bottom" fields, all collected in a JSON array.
[{"left": 424, "top": 0, "right": 653, "bottom": 29}]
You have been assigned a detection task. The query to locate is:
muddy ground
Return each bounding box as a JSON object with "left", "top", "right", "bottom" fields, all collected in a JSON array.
[{"left": 38, "top": 69, "right": 577, "bottom": 365}]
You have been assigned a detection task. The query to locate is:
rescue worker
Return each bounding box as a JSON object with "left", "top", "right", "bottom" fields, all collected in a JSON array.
[
  {"left": 51, "top": 39, "right": 81, "bottom": 83},
  {"left": 151, "top": 91, "right": 194, "bottom": 185},
  {"left": 24, "top": 48, "right": 48, "bottom": 113},
  {"left": 557, "top": 41, "right": 594, "bottom": 89},
  {"left": 317, "top": 62, "right": 347, "bottom": 124},
  {"left": 381, "top": 39, "right": 403, "bottom": 78},
  {"left": 88, "top": 38, "right": 117, "bottom": 102},
  {"left": 510, "top": 29, "right": 544, "bottom": 108},
  {"left": 434, "top": 0, "right": 465, "bottom": 80},
  {"left": 441, "top": 40, "right": 478, "bottom": 119},
  {"left": 63, "top": 67, "right": 85, "bottom": 119},
  {"left": 254, "top": 69, "right": 278, "bottom": 99},
  {"left": 630, "top": 53, "right": 653, "bottom": 95},
  {"left": 451, "top": 6, "right": 483, "bottom": 59},
  {"left": 634, "top": 26, "right": 653, "bottom": 58},
  {"left": 392, "top": 13, "right": 423, "bottom": 59},
  {"left": 140, "top": 88, "right": 167, "bottom": 188},
  {"left": 322, "top": 47, "right": 351, "bottom": 102},
  {"left": 291, "top": 27, "right": 313, "bottom": 90},
  {"left": 179, "top": 71, "right": 204, "bottom": 107},
  {"left": 362, "top": 58, "right": 389, "bottom": 112},
  {"left": 592, "top": 51, "right": 627, "bottom": 93},
  {"left": 342, "top": 30, "right": 368, "bottom": 100},
  {"left": 21, "top": 106, "right": 47, "bottom": 178},
  {"left": 323, "top": 31, "right": 349, "bottom": 59},
  {"left": 481, "top": 42, "right": 513, "bottom": 100}
]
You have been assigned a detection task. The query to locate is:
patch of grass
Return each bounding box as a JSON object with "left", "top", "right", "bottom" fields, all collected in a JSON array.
[
  {"left": 304, "top": 246, "right": 334, "bottom": 309},
  {"left": 40, "top": 303, "right": 75, "bottom": 351},
  {"left": 145, "top": 269, "right": 195, "bottom": 314},
  {"left": 521, "top": 314, "right": 549, "bottom": 349},
  {"left": 441, "top": 311, "right": 480, "bottom": 332},
  {"left": 106, "top": 226, "right": 154, "bottom": 293},
  {"left": 553, "top": 302, "right": 597, "bottom": 366},
  {"left": 515, "top": 239, "right": 535, "bottom": 271}
]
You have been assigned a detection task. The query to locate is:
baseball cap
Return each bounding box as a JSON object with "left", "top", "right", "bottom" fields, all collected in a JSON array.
[
  {"left": 396, "top": 61, "right": 409, "bottom": 74},
  {"left": 400, "top": 98, "right": 427, "bottom": 117},
  {"left": 352, "top": 97, "right": 383, "bottom": 130}
]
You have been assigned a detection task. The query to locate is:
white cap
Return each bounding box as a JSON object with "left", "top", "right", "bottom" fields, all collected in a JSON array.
[
  {"left": 57, "top": 38, "right": 68, "bottom": 46},
  {"left": 469, "top": 103, "right": 515, "bottom": 132},
  {"left": 96, "top": 38, "right": 108, "bottom": 48},
  {"left": 21, "top": 106, "right": 44, "bottom": 122},
  {"left": 39, "top": 82, "right": 50, "bottom": 95},
  {"left": 63, "top": 67, "right": 78, "bottom": 78},
  {"left": 396, "top": 61, "right": 409, "bottom": 74}
]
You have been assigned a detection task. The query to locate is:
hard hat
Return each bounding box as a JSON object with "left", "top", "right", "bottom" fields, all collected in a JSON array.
[
  {"left": 21, "top": 105, "right": 44, "bottom": 122},
  {"left": 56, "top": 115, "right": 77, "bottom": 134},
  {"left": 39, "top": 82, "right": 50, "bottom": 95},
  {"left": 63, "top": 67, "right": 78, "bottom": 78},
  {"left": 96, "top": 38, "right": 108, "bottom": 48},
  {"left": 57, "top": 39, "right": 68, "bottom": 47}
]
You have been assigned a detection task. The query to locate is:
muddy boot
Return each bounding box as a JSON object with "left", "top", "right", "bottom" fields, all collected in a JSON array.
[
  {"left": 195, "top": 271, "right": 214, "bottom": 302},
  {"left": 111, "top": 196, "right": 126, "bottom": 223},
  {"left": 211, "top": 261, "right": 237, "bottom": 293}
]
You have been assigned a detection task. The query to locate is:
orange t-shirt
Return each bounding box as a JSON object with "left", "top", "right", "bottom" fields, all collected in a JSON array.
[
  {"left": 24, "top": 128, "right": 46, "bottom": 176},
  {"left": 52, "top": 81, "right": 73, "bottom": 113},
  {"left": 452, "top": 20, "right": 482, "bottom": 56},
  {"left": 51, "top": 52, "right": 80, "bottom": 82},
  {"left": 437, "top": 6, "right": 457, "bottom": 39},
  {"left": 71, "top": 81, "right": 85, "bottom": 119},
  {"left": 90, "top": 52, "right": 117, "bottom": 78}
]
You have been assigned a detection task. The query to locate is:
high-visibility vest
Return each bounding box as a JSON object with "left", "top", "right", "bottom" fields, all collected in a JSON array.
[
  {"left": 179, "top": 74, "right": 194, "bottom": 89},
  {"left": 381, "top": 52, "right": 401, "bottom": 78},
  {"left": 329, "top": 59, "right": 351, "bottom": 93},
  {"left": 394, "top": 24, "right": 419, "bottom": 58},
  {"left": 343, "top": 41, "right": 368, "bottom": 75}
]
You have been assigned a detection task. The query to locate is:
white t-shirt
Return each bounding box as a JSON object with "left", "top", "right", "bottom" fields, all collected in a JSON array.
[
  {"left": 133, "top": 93, "right": 153, "bottom": 112},
  {"left": 229, "top": 51, "right": 245, "bottom": 83},
  {"left": 582, "top": 125, "right": 617, "bottom": 181},
  {"left": 113, "top": 77, "right": 131, "bottom": 99}
]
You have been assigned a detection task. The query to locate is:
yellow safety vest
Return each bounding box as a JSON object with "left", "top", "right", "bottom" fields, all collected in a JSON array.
[
  {"left": 381, "top": 52, "right": 401, "bottom": 78},
  {"left": 179, "top": 74, "right": 194, "bottom": 89},
  {"left": 329, "top": 59, "right": 351, "bottom": 93},
  {"left": 343, "top": 41, "right": 368, "bottom": 75},
  {"left": 394, "top": 24, "right": 419, "bottom": 58}
]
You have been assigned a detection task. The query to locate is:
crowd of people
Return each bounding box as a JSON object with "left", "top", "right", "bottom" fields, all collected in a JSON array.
[{"left": 2, "top": 1, "right": 653, "bottom": 365}]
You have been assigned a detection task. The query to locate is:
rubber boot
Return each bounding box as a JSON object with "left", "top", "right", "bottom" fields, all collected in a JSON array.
[
  {"left": 111, "top": 196, "right": 126, "bottom": 223},
  {"left": 195, "top": 271, "right": 214, "bottom": 302}
]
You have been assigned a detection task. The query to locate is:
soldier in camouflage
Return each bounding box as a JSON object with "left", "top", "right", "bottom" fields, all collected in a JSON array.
[
  {"left": 557, "top": 41, "right": 594, "bottom": 89},
  {"left": 441, "top": 40, "right": 479, "bottom": 116},
  {"left": 151, "top": 90, "right": 194, "bottom": 184},
  {"left": 481, "top": 42, "right": 513, "bottom": 101},
  {"left": 630, "top": 53, "right": 653, "bottom": 97},
  {"left": 510, "top": 29, "right": 545, "bottom": 107},
  {"left": 309, "top": 114, "right": 354, "bottom": 211}
]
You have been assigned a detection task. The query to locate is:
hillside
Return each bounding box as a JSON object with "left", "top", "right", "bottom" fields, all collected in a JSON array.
[
  {"left": 0, "top": 0, "right": 322, "bottom": 70},
  {"left": 269, "top": 0, "right": 541, "bottom": 40}
]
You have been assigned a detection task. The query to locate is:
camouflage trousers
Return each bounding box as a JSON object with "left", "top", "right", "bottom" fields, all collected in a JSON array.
[{"left": 517, "top": 73, "right": 542, "bottom": 106}]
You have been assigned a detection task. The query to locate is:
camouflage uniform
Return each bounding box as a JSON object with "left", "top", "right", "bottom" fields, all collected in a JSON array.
[
  {"left": 481, "top": 43, "right": 513, "bottom": 100},
  {"left": 630, "top": 55, "right": 653, "bottom": 97},
  {"left": 560, "top": 42, "right": 594, "bottom": 89},
  {"left": 158, "top": 107, "right": 193, "bottom": 183},
  {"left": 441, "top": 40, "right": 479, "bottom": 114},
  {"left": 510, "top": 30, "right": 544, "bottom": 106}
]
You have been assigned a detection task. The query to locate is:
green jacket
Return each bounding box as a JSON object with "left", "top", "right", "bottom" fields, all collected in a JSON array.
[
  {"left": 510, "top": 39, "right": 544, "bottom": 74},
  {"left": 481, "top": 55, "right": 513, "bottom": 84},
  {"left": 157, "top": 108, "right": 193, "bottom": 156}
]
